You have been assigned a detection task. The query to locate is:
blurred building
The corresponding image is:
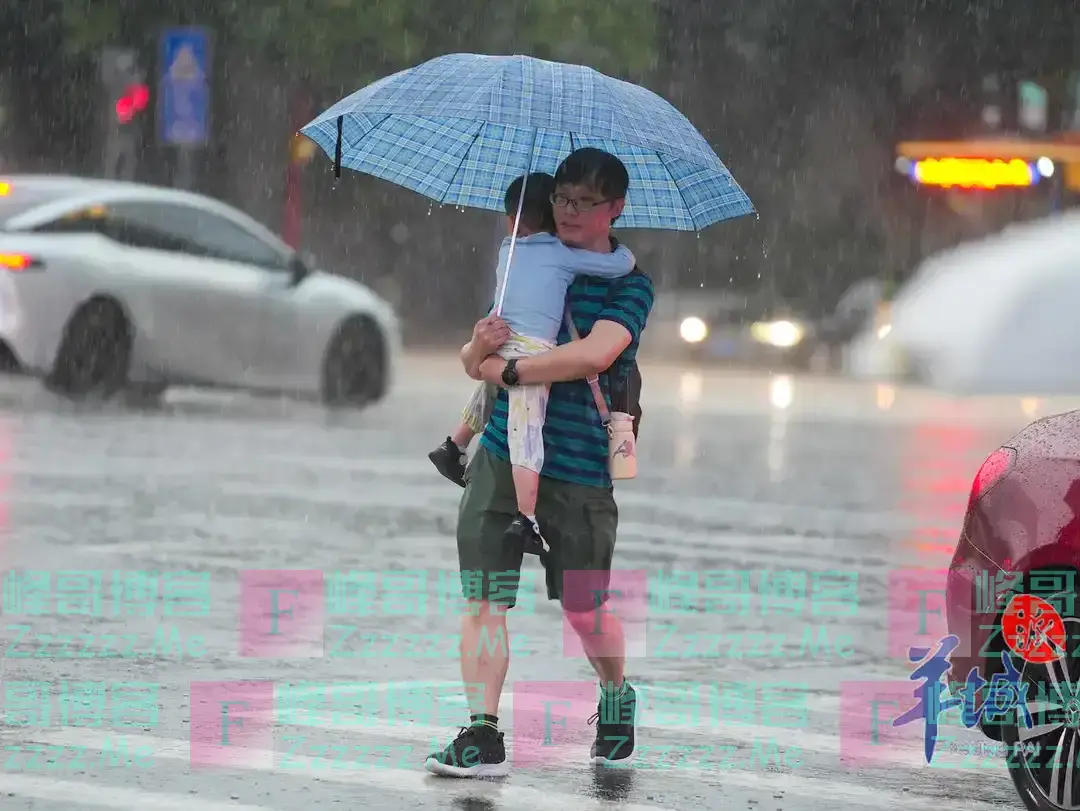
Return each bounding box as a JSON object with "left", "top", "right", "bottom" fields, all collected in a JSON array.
[{"left": 892, "top": 71, "right": 1080, "bottom": 276}]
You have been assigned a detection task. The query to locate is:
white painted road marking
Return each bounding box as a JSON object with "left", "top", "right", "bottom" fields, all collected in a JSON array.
[
  {"left": 19, "top": 728, "right": 669, "bottom": 811},
  {"left": 271, "top": 680, "right": 1006, "bottom": 772},
  {"left": 0, "top": 774, "right": 277, "bottom": 811},
  {"left": 26, "top": 728, "right": 1015, "bottom": 811}
]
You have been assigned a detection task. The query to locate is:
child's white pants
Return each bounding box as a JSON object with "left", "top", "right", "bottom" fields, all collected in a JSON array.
[{"left": 460, "top": 331, "right": 554, "bottom": 473}]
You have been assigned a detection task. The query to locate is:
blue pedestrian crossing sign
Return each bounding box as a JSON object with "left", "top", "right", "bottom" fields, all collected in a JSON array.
[{"left": 159, "top": 27, "right": 211, "bottom": 147}]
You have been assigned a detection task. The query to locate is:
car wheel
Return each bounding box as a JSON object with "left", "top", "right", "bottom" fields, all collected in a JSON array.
[
  {"left": 321, "top": 316, "right": 386, "bottom": 410},
  {"left": 1001, "top": 601, "right": 1080, "bottom": 811},
  {"left": 45, "top": 298, "right": 132, "bottom": 401}
]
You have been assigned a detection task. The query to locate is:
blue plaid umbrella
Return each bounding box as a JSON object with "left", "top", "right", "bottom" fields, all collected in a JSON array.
[{"left": 301, "top": 53, "right": 754, "bottom": 231}]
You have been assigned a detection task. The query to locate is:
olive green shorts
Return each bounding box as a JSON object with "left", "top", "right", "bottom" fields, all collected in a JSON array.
[{"left": 456, "top": 445, "right": 618, "bottom": 612}]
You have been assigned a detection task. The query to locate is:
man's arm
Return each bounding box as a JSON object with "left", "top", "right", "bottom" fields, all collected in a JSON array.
[
  {"left": 479, "top": 271, "right": 655, "bottom": 386},
  {"left": 478, "top": 320, "right": 630, "bottom": 385}
]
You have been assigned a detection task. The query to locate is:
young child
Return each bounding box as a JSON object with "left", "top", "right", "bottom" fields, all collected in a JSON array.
[{"left": 429, "top": 172, "right": 634, "bottom": 549}]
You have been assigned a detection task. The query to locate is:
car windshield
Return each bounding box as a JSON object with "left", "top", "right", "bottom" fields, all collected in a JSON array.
[{"left": 0, "top": 183, "right": 75, "bottom": 226}]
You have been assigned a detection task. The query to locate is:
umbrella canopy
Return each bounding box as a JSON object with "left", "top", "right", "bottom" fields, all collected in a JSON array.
[{"left": 301, "top": 53, "right": 754, "bottom": 230}]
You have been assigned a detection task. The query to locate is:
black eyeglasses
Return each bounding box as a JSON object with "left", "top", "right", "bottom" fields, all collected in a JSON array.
[{"left": 550, "top": 193, "right": 612, "bottom": 213}]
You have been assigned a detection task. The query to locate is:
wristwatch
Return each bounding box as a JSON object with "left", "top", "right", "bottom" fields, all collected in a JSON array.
[{"left": 502, "top": 359, "right": 520, "bottom": 386}]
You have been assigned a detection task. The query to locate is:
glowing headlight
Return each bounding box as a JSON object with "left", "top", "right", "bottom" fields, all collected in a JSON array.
[
  {"left": 679, "top": 316, "right": 708, "bottom": 343},
  {"left": 751, "top": 320, "right": 804, "bottom": 348}
]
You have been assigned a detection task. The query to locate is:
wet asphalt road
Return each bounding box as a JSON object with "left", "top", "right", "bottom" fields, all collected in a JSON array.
[{"left": 0, "top": 353, "right": 1072, "bottom": 811}]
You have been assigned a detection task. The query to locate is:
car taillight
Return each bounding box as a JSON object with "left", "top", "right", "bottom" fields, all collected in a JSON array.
[
  {"left": 967, "top": 447, "right": 1016, "bottom": 508},
  {"left": 0, "top": 254, "right": 41, "bottom": 271}
]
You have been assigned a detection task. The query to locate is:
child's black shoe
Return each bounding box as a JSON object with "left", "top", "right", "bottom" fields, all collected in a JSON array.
[
  {"left": 503, "top": 512, "right": 547, "bottom": 560},
  {"left": 429, "top": 437, "right": 466, "bottom": 487}
]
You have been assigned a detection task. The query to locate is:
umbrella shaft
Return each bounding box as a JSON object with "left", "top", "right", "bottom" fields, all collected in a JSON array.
[{"left": 494, "top": 171, "right": 530, "bottom": 317}]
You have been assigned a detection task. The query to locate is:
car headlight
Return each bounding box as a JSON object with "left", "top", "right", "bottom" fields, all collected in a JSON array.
[
  {"left": 679, "top": 316, "right": 708, "bottom": 343},
  {"left": 751, "top": 320, "right": 804, "bottom": 348}
]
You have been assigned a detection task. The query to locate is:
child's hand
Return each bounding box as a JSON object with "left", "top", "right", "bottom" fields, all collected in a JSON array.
[{"left": 472, "top": 315, "right": 510, "bottom": 353}]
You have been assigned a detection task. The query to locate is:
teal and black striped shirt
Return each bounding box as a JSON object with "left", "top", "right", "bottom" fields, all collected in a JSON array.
[{"left": 479, "top": 268, "right": 655, "bottom": 487}]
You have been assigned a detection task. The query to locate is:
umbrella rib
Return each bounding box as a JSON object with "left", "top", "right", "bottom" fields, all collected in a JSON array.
[
  {"left": 659, "top": 152, "right": 698, "bottom": 231},
  {"left": 604, "top": 88, "right": 701, "bottom": 229},
  {"left": 608, "top": 82, "right": 718, "bottom": 168},
  {"left": 441, "top": 120, "right": 487, "bottom": 205}
]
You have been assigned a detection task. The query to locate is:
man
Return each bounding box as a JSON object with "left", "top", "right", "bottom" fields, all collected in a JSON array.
[{"left": 425, "top": 148, "right": 654, "bottom": 777}]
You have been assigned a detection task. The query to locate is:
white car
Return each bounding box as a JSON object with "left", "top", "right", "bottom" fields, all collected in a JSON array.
[
  {"left": 0, "top": 175, "right": 399, "bottom": 407},
  {"left": 848, "top": 210, "right": 1080, "bottom": 394}
]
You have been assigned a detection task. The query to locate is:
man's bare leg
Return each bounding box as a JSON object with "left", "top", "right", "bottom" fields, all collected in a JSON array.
[
  {"left": 565, "top": 602, "right": 635, "bottom": 764},
  {"left": 460, "top": 599, "right": 511, "bottom": 715},
  {"left": 564, "top": 604, "right": 626, "bottom": 687},
  {"left": 425, "top": 599, "right": 512, "bottom": 777}
]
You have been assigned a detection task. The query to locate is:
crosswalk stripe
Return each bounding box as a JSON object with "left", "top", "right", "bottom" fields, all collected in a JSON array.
[
  {"left": 272, "top": 681, "right": 1006, "bottom": 773},
  {"left": 24, "top": 728, "right": 668, "bottom": 811},
  {"left": 27, "top": 728, "right": 1013, "bottom": 811},
  {"left": 0, "top": 773, "right": 276, "bottom": 811}
]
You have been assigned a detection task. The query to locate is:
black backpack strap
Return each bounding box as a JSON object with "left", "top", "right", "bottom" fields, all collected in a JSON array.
[{"left": 600, "top": 269, "right": 645, "bottom": 439}]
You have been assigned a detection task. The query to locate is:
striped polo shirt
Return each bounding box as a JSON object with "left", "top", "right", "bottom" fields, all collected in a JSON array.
[{"left": 479, "top": 267, "right": 654, "bottom": 488}]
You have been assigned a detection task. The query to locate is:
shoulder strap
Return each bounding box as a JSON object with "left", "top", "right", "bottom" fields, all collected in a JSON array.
[{"left": 564, "top": 307, "right": 611, "bottom": 427}]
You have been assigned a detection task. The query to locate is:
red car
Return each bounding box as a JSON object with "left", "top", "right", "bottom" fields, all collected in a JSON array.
[{"left": 947, "top": 412, "right": 1080, "bottom": 811}]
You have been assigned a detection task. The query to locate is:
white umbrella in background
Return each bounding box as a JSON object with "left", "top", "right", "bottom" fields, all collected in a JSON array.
[{"left": 850, "top": 210, "right": 1080, "bottom": 395}]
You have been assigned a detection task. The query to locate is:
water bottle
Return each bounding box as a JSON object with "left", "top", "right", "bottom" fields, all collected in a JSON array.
[{"left": 608, "top": 412, "right": 637, "bottom": 480}]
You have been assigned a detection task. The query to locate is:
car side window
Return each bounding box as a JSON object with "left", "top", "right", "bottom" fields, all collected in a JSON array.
[
  {"left": 107, "top": 202, "right": 288, "bottom": 271},
  {"left": 105, "top": 203, "right": 213, "bottom": 254},
  {"left": 163, "top": 205, "right": 287, "bottom": 271},
  {"left": 34, "top": 207, "right": 114, "bottom": 238},
  {"left": 33, "top": 204, "right": 196, "bottom": 254}
]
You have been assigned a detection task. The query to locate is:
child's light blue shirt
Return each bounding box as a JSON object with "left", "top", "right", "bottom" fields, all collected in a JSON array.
[{"left": 494, "top": 232, "right": 635, "bottom": 341}]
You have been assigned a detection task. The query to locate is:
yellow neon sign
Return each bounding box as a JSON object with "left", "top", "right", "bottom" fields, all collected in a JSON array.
[{"left": 912, "top": 158, "right": 1034, "bottom": 189}]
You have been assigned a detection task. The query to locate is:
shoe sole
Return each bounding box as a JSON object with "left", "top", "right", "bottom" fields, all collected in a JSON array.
[
  {"left": 424, "top": 757, "right": 509, "bottom": 778},
  {"left": 590, "top": 747, "right": 638, "bottom": 767}
]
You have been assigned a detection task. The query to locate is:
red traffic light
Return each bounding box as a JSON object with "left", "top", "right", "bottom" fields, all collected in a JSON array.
[{"left": 115, "top": 83, "right": 150, "bottom": 124}]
